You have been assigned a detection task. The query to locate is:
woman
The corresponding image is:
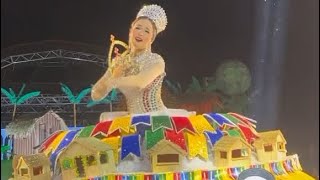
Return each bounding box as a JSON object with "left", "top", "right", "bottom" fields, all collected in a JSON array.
[{"left": 92, "top": 5, "right": 191, "bottom": 120}]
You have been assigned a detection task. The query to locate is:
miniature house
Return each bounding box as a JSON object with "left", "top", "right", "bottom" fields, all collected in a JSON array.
[
  {"left": 55, "top": 137, "right": 116, "bottom": 179},
  {"left": 253, "top": 130, "right": 287, "bottom": 163},
  {"left": 12, "top": 153, "right": 51, "bottom": 180},
  {"left": 6, "top": 110, "right": 68, "bottom": 155},
  {"left": 213, "top": 136, "right": 252, "bottom": 168},
  {"left": 148, "top": 140, "right": 187, "bottom": 173}
]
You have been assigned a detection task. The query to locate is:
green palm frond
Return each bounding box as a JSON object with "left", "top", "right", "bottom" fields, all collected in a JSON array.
[
  {"left": 9, "top": 88, "right": 17, "bottom": 102},
  {"left": 109, "top": 88, "right": 118, "bottom": 101},
  {"left": 177, "top": 82, "right": 182, "bottom": 93},
  {"left": 17, "top": 83, "right": 26, "bottom": 98},
  {"left": 74, "top": 87, "right": 92, "bottom": 104},
  {"left": 16, "top": 91, "right": 41, "bottom": 105},
  {"left": 186, "top": 76, "right": 202, "bottom": 94},
  {"left": 206, "top": 81, "right": 218, "bottom": 92},
  {"left": 1, "top": 88, "right": 16, "bottom": 104},
  {"left": 60, "top": 83, "right": 75, "bottom": 103},
  {"left": 165, "top": 80, "right": 182, "bottom": 95}
]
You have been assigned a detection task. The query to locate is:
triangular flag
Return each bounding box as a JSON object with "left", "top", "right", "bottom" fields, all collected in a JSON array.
[
  {"left": 165, "top": 129, "right": 187, "bottom": 151},
  {"left": 189, "top": 115, "right": 215, "bottom": 134},
  {"left": 171, "top": 116, "right": 195, "bottom": 133},
  {"left": 145, "top": 128, "right": 165, "bottom": 150},
  {"left": 151, "top": 115, "right": 173, "bottom": 131},
  {"left": 109, "top": 115, "right": 131, "bottom": 134},
  {"left": 121, "top": 134, "right": 141, "bottom": 160}
]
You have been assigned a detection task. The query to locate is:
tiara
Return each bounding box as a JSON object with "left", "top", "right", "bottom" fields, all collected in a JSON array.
[{"left": 136, "top": 4, "right": 168, "bottom": 33}]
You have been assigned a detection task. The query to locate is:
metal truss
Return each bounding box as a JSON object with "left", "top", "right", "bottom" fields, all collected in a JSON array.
[
  {"left": 1, "top": 49, "right": 113, "bottom": 127},
  {"left": 1, "top": 49, "right": 107, "bottom": 69},
  {"left": 1, "top": 94, "right": 118, "bottom": 113},
  {"left": 1, "top": 94, "right": 119, "bottom": 127}
]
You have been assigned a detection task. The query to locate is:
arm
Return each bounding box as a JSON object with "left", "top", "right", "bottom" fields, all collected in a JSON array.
[
  {"left": 114, "top": 59, "right": 165, "bottom": 89},
  {"left": 91, "top": 70, "right": 113, "bottom": 101},
  {"left": 91, "top": 56, "right": 128, "bottom": 100}
]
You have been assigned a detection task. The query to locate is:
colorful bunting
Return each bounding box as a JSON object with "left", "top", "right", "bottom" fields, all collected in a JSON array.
[
  {"left": 192, "top": 170, "right": 201, "bottom": 180},
  {"left": 227, "top": 167, "right": 244, "bottom": 180},
  {"left": 91, "top": 121, "right": 112, "bottom": 137},
  {"left": 43, "top": 131, "right": 68, "bottom": 156},
  {"left": 188, "top": 115, "right": 215, "bottom": 134},
  {"left": 227, "top": 112, "right": 257, "bottom": 126},
  {"left": 50, "top": 130, "right": 79, "bottom": 169},
  {"left": 101, "top": 136, "right": 120, "bottom": 164},
  {"left": 151, "top": 115, "right": 173, "bottom": 131},
  {"left": 136, "top": 123, "right": 151, "bottom": 138},
  {"left": 283, "top": 159, "right": 294, "bottom": 172},
  {"left": 69, "top": 155, "right": 308, "bottom": 180},
  {"left": 227, "top": 129, "right": 242, "bottom": 137},
  {"left": 165, "top": 129, "right": 187, "bottom": 151},
  {"left": 78, "top": 125, "right": 95, "bottom": 137},
  {"left": 205, "top": 113, "right": 236, "bottom": 128},
  {"left": 171, "top": 116, "right": 195, "bottom": 134},
  {"left": 109, "top": 115, "right": 131, "bottom": 134},
  {"left": 39, "top": 130, "right": 63, "bottom": 152},
  {"left": 121, "top": 134, "right": 141, "bottom": 160},
  {"left": 145, "top": 128, "right": 165, "bottom": 149},
  {"left": 181, "top": 171, "right": 190, "bottom": 180},
  {"left": 222, "top": 113, "right": 243, "bottom": 125},
  {"left": 201, "top": 170, "right": 208, "bottom": 180},
  {"left": 185, "top": 132, "right": 208, "bottom": 160},
  {"left": 238, "top": 124, "right": 259, "bottom": 143},
  {"left": 204, "top": 130, "right": 223, "bottom": 146},
  {"left": 131, "top": 115, "right": 151, "bottom": 125}
]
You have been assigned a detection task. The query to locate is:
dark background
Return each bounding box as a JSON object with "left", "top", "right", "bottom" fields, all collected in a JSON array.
[{"left": 1, "top": 0, "right": 318, "bottom": 177}]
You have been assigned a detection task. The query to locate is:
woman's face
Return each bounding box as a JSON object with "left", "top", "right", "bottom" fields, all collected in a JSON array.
[{"left": 129, "top": 18, "right": 155, "bottom": 52}]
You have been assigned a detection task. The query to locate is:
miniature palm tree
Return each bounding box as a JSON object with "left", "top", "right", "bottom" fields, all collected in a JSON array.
[
  {"left": 1, "top": 84, "right": 41, "bottom": 120},
  {"left": 185, "top": 76, "right": 218, "bottom": 94},
  {"left": 60, "top": 83, "right": 92, "bottom": 127},
  {"left": 165, "top": 79, "right": 182, "bottom": 96}
]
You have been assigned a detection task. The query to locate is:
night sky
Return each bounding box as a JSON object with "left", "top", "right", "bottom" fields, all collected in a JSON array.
[
  {"left": 1, "top": 0, "right": 254, "bottom": 85},
  {"left": 1, "top": 0, "right": 319, "bottom": 176}
]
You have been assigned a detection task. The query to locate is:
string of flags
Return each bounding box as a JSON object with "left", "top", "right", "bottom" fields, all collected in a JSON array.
[
  {"left": 40, "top": 112, "right": 259, "bottom": 167},
  {"left": 81, "top": 155, "right": 311, "bottom": 180}
]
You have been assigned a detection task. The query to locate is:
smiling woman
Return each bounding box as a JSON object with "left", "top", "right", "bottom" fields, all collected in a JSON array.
[{"left": 91, "top": 5, "right": 191, "bottom": 120}]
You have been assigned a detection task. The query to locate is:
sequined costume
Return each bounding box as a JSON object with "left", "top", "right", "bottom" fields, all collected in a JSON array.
[{"left": 112, "top": 51, "right": 166, "bottom": 114}]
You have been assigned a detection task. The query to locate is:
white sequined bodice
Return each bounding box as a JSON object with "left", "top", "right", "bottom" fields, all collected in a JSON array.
[{"left": 115, "top": 51, "right": 166, "bottom": 114}]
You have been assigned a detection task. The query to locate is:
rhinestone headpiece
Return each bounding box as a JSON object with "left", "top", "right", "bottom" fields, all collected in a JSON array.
[{"left": 136, "top": 4, "right": 168, "bottom": 34}]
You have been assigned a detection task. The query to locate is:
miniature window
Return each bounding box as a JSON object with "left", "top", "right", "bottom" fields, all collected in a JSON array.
[
  {"left": 62, "top": 158, "right": 74, "bottom": 170},
  {"left": 220, "top": 151, "right": 227, "bottom": 159},
  {"left": 264, "top": 144, "right": 273, "bottom": 152},
  {"left": 277, "top": 142, "right": 285, "bottom": 151},
  {"left": 39, "top": 124, "right": 46, "bottom": 142},
  {"left": 86, "top": 155, "right": 96, "bottom": 166},
  {"left": 157, "top": 154, "right": 179, "bottom": 164},
  {"left": 75, "top": 156, "right": 85, "bottom": 177},
  {"left": 20, "top": 168, "right": 28, "bottom": 176},
  {"left": 100, "top": 153, "right": 108, "bottom": 164},
  {"left": 33, "top": 166, "right": 43, "bottom": 175},
  {"left": 232, "top": 149, "right": 249, "bottom": 158}
]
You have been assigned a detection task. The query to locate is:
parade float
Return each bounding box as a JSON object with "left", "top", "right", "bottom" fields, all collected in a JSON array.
[
  {"left": 7, "top": 112, "right": 314, "bottom": 180},
  {"left": 4, "top": 4, "right": 316, "bottom": 180}
]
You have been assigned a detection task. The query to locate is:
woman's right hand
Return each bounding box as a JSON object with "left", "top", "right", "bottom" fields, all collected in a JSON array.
[{"left": 112, "top": 64, "right": 126, "bottom": 78}]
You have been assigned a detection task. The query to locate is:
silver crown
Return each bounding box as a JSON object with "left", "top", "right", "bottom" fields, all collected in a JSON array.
[{"left": 136, "top": 4, "right": 168, "bottom": 33}]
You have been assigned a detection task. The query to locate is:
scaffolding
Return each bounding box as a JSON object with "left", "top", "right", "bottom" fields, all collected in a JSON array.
[{"left": 1, "top": 49, "right": 112, "bottom": 127}]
